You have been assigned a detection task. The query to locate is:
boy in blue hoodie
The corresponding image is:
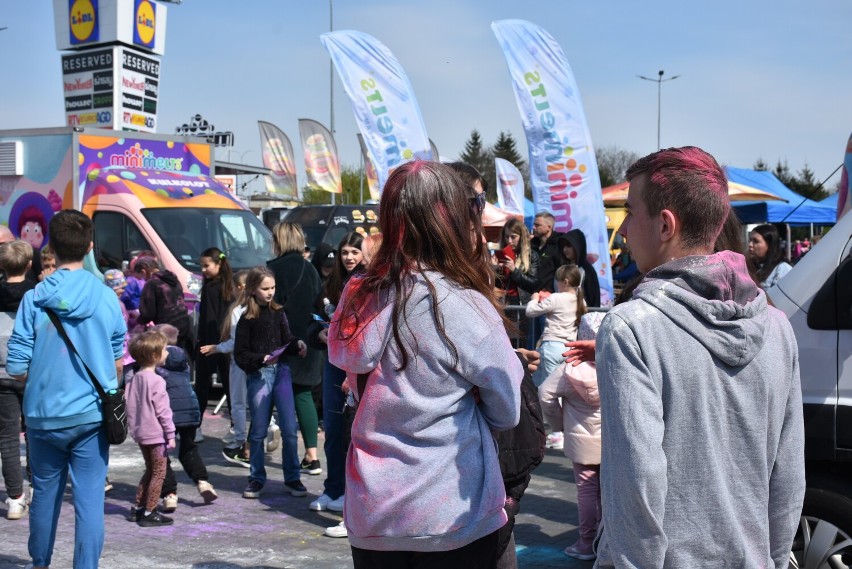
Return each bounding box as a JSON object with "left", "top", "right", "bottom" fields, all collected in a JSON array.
[{"left": 7, "top": 210, "right": 126, "bottom": 569}]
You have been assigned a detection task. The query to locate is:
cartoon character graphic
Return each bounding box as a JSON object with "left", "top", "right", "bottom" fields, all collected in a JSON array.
[
  {"left": 19, "top": 206, "right": 46, "bottom": 249},
  {"left": 9, "top": 192, "right": 56, "bottom": 252}
]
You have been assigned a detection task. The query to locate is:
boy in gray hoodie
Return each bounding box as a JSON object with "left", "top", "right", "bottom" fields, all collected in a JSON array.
[{"left": 593, "top": 147, "right": 805, "bottom": 568}]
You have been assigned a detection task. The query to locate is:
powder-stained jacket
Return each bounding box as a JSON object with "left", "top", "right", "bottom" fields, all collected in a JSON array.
[
  {"left": 594, "top": 251, "right": 805, "bottom": 568},
  {"left": 329, "top": 271, "right": 523, "bottom": 553}
]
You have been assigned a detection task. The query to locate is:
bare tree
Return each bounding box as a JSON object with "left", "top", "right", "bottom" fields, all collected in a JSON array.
[{"left": 596, "top": 145, "right": 640, "bottom": 187}]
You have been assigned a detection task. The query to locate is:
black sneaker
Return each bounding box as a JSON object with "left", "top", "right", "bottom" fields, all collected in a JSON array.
[
  {"left": 127, "top": 507, "right": 143, "bottom": 522},
  {"left": 138, "top": 510, "right": 174, "bottom": 527},
  {"left": 300, "top": 458, "right": 322, "bottom": 475},
  {"left": 243, "top": 480, "right": 264, "bottom": 499},
  {"left": 284, "top": 480, "right": 307, "bottom": 497},
  {"left": 223, "top": 446, "right": 251, "bottom": 468}
]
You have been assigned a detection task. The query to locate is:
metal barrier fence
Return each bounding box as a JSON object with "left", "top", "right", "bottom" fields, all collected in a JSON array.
[{"left": 501, "top": 303, "right": 609, "bottom": 350}]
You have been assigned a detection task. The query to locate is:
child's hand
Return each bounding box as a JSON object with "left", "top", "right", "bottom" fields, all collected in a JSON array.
[
  {"left": 297, "top": 340, "right": 307, "bottom": 358},
  {"left": 516, "top": 348, "right": 541, "bottom": 373},
  {"left": 167, "top": 437, "right": 176, "bottom": 449},
  {"left": 538, "top": 290, "right": 551, "bottom": 301},
  {"left": 199, "top": 344, "right": 217, "bottom": 356},
  {"left": 264, "top": 353, "right": 279, "bottom": 365}
]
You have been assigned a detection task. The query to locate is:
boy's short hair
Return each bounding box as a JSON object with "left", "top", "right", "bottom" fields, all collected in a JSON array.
[
  {"left": 48, "top": 210, "right": 93, "bottom": 263},
  {"left": 129, "top": 330, "right": 168, "bottom": 368},
  {"left": 150, "top": 323, "right": 179, "bottom": 346},
  {"left": 40, "top": 245, "right": 55, "bottom": 263},
  {"left": 0, "top": 240, "right": 33, "bottom": 276}
]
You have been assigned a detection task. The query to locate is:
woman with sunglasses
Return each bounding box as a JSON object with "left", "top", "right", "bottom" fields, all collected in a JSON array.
[{"left": 329, "top": 161, "right": 524, "bottom": 568}]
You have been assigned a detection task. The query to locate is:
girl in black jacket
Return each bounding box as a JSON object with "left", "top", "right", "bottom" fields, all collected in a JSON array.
[
  {"left": 234, "top": 267, "right": 307, "bottom": 499},
  {"left": 195, "top": 248, "right": 235, "bottom": 434}
]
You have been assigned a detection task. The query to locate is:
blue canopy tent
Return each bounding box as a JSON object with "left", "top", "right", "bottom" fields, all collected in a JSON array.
[
  {"left": 524, "top": 197, "right": 535, "bottom": 229},
  {"left": 727, "top": 166, "right": 837, "bottom": 226}
]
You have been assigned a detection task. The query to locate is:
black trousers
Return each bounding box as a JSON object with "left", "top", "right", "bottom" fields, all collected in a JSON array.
[
  {"left": 351, "top": 529, "right": 499, "bottom": 569},
  {"left": 194, "top": 351, "right": 230, "bottom": 423},
  {"left": 161, "top": 425, "right": 209, "bottom": 496}
]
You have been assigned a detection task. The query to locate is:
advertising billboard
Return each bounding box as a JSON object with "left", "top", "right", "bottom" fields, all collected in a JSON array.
[{"left": 53, "top": 0, "right": 167, "bottom": 55}]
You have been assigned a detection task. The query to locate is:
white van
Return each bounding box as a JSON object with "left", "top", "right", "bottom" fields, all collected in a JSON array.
[{"left": 767, "top": 210, "right": 852, "bottom": 568}]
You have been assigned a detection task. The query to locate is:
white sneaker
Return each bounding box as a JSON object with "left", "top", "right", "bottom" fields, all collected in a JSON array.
[
  {"left": 194, "top": 428, "right": 204, "bottom": 443},
  {"left": 162, "top": 493, "right": 178, "bottom": 513},
  {"left": 5, "top": 495, "right": 28, "bottom": 520},
  {"left": 197, "top": 481, "right": 218, "bottom": 504},
  {"left": 310, "top": 493, "right": 344, "bottom": 512},
  {"left": 324, "top": 520, "right": 347, "bottom": 538},
  {"left": 222, "top": 427, "right": 236, "bottom": 445},
  {"left": 265, "top": 424, "right": 281, "bottom": 453},
  {"left": 546, "top": 431, "right": 564, "bottom": 450}
]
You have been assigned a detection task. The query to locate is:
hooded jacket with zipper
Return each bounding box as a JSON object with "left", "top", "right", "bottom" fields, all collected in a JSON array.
[
  {"left": 593, "top": 251, "right": 804, "bottom": 569},
  {"left": 328, "top": 270, "right": 524, "bottom": 553},
  {"left": 138, "top": 270, "right": 192, "bottom": 351},
  {"left": 7, "top": 268, "right": 126, "bottom": 431},
  {"left": 558, "top": 229, "right": 601, "bottom": 307}
]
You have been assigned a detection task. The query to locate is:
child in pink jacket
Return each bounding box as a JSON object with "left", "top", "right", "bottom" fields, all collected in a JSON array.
[
  {"left": 126, "top": 329, "right": 176, "bottom": 527},
  {"left": 538, "top": 311, "right": 605, "bottom": 561}
]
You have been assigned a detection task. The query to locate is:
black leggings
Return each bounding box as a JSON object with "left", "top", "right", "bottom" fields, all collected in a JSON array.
[{"left": 351, "top": 529, "right": 499, "bottom": 569}]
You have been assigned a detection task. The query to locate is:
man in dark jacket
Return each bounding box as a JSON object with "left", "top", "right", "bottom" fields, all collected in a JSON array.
[
  {"left": 558, "top": 229, "right": 601, "bottom": 308},
  {"left": 531, "top": 212, "right": 563, "bottom": 293}
]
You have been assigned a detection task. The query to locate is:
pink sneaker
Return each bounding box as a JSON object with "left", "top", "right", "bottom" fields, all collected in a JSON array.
[{"left": 563, "top": 542, "right": 595, "bottom": 561}]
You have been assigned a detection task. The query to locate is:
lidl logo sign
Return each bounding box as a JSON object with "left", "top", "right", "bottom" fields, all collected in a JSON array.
[
  {"left": 69, "top": 0, "right": 99, "bottom": 45},
  {"left": 133, "top": 0, "right": 156, "bottom": 49}
]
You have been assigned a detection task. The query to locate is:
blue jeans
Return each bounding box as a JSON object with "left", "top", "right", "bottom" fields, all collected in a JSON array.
[
  {"left": 322, "top": 361, "right": 347, "bottom": 500},
  {"left": 247, "top": 364, "right": 300, "bottom": 485},
  {"left": 28, "top": 421, "right": 107, "bottom": 569},
  {"left": 534, "top": 340, "right": 566, "bottom": 387}
]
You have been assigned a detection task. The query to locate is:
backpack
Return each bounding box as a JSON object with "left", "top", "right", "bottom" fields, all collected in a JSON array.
[{"left": 496, "top": 354, "right": 547, "bottom": 486}]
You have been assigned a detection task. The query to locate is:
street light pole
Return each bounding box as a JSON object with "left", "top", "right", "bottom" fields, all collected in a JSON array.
[{"left": 637, "top": 70, "right": 680, "bottom": 150}]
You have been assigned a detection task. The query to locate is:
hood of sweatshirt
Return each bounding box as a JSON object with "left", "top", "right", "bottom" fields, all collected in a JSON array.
[
  {"left": 163, "top": 345, "right": 189, "bottom": 372},
  {"left": 311, "top": 242, "right": 336, "bottom": 275},
  {"left": 33, "top": 268, "right": 108, "bottom": 319},
  {"left": 558, "top": 229, "right": 589, "bottom": 267},
  {"left": 154, "top": 270, "right": 180, "bottom": 288},
  {"left": 631, "top": 251, "right": 766, "bottom": 367}
]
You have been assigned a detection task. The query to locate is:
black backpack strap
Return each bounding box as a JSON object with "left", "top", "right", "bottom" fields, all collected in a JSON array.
[{"left": 45, "top": 308, "right": 108, "bottom": 400}]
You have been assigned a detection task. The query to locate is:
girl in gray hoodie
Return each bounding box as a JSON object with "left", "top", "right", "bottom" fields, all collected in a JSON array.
[{"left": 329, "top": 161, "right": 524, "bottom": 567}]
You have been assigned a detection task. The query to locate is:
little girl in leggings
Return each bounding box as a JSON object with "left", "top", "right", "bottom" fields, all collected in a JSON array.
[{"left": 126, "top": 329, "right": 176, "bottom": 527}]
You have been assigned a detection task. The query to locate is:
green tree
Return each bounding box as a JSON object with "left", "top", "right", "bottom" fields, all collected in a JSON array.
[
  {"left": 770, "top": 160, "right": 829, "bottom": 201},
  {"left": 596, "top": 145, "right": 640, "bottom": 187},
  {"left": 301, "top": 165, "right": 372, "bottom": 205},
  {"left": 458, "top": 130, "right": 495, "bottom": 202},
  {"left": 752, "top": 158, "right": 769, "bottom": 171},
  {"left": 492, "top": 131, "right": 531, "bottom": 200}
]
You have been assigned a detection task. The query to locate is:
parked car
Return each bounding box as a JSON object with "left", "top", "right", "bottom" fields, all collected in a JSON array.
[{"left": 768, "top": 210, "right": 852, "bottom": 569}]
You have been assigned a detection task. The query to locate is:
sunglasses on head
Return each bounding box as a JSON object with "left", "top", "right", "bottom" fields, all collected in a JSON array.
[{"left": 469, "top": 191, "right": 487, "bottom": 215}]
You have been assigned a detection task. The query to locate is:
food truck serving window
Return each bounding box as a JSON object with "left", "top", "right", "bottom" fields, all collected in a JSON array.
[{"left": 142, "top": 208, "right": 272, "bottom": 271}]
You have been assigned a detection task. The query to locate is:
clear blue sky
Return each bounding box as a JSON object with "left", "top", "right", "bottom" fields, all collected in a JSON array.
[{"left": 2, "top": 0, "right": 851, "bottom": 195}]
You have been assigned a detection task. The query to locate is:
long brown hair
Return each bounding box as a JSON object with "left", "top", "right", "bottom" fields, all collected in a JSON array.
[
  {"left": 201, "top": 246, "right": 235, "bottom": 303},
  {"left": 555, "top": 264, "right": 587, "bottom": 328},
  {"left": 219, "top": 270, "right": 249, "bottom": 342},
  {"left": 324, "top": 232, "right": 364, "bottom": 305},
  {"left": 242, "top": 266, "right": 281, "bottom": 320},
  {"left": 337, "top": 160, "right": 505, "bottom": 371},
  {"left": 500, "top": 218, "right": 532, "bottom": 273}
]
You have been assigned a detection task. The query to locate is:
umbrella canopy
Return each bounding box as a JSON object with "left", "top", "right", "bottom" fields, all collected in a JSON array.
[{"left": 602, "top": 180, "right": 787, "bottom": 206}]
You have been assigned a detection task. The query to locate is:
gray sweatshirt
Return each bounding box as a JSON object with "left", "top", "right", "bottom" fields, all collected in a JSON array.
[
  {"left": 594, "top": 251, "right": 804, "bottom": 568},
  {"left": 329, "top": 270, "right": 523, "bottom": 552}
]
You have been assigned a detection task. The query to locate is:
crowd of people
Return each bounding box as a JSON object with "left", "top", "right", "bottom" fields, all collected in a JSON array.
[{"left": 0, "top": 146, "right": 807, "bottom": 569}]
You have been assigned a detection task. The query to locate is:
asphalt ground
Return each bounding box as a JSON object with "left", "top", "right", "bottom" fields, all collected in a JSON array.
[{"left": 1, "top": 406, "right": 593, "bottom": 569}]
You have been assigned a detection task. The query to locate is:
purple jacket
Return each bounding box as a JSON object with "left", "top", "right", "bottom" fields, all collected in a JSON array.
[{"left": 126, "top": 368, "right": 175, "bottom": 445}]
